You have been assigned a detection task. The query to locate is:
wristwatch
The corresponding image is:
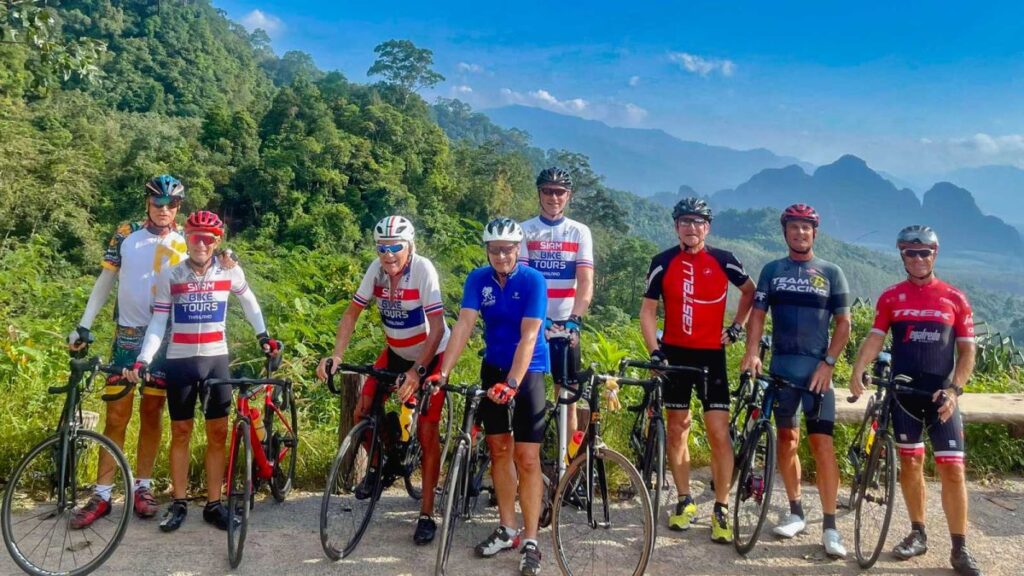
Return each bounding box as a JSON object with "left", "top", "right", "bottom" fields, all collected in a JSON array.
[
  {"left": 415, "top": 364, "right": 428, "bottom": 377},
  {"left": 951, "top": 385, "right": 964, "bottom": 397},
  {"left": 824, "top": 355, "right": 837, "bottom": 367}
]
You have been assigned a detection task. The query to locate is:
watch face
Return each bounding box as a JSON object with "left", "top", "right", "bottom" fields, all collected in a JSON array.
[{"left": 416, "top": 365, "right": 427, "bottom": 377}]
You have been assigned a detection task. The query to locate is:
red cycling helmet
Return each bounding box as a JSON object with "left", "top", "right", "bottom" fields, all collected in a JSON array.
[
  {"left": 185, "top": 210, "right": 224, "bottom": 236},
  {"left": 780, "top": 203, "right": 820, "bottom": 228}
]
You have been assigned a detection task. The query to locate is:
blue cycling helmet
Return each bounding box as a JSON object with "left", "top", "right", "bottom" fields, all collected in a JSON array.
[{"left": 145, "top": 175, "right": 185, "bottom": 201}]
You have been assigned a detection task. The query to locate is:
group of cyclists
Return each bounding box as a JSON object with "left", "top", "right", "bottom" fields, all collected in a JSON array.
[{"left": 64, "top": 168, "right": 981, "bottom": 576}]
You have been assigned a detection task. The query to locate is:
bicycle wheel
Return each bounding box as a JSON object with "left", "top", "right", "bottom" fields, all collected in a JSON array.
[
  {"left": 320, "top": 420, "right": 381, "bottom": 561},
  {"left": 435, "top": 441, "right": 468, "bottom": 576},
  {"left": 437, "top": 393, "right": 455, "bottom": 474},
  {"left": 854, "top": 432, "right": 896, "bottom": 568},
  {"left": 644, "top": 422, "right": 673, "bottom": 539},
  {"left": 227, "top": 419, "right": 252, "bottom": 568},
  {"left": 268, "top": 386, "right": 298, "bottom": 502},
  {"left": 733, "top": 420, "right": 776, "bottom": 555},
  {"left": 846, "top": 399, "right": 876, "bottom": 510},
  {"left": 553, "top": 447, "right": 653, "bottom": 576},
  {"left": 2, "top": 430, "right": 132, "bottom": 576}
]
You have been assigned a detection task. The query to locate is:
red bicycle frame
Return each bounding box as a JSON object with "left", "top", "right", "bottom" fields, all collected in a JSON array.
[{"left": 228, "top": 384, "right": 295, "bottom": 482}]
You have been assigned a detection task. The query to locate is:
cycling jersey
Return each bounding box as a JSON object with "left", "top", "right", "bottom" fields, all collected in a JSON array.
[
  {"left": 138, "top": 258, "right": 266, "bottom": 362},
  {"left": 461, "top": 264, "right": 549, "bottom": 372},
  {"left": 101, "top": 221, "right": 187, "bottom": 327},
  {"left": 870, "top": 279, "right": 974, "bottom": 388},
  {"left": 518, "top": 215, "right": 594, "bottom": 321},
  {"left": 351, "top": 254, "right": 450, "bottom": 362},
  {"left": 643, "top": 245, "right": 749, "bottom": 350},
  {"left": 754, "top": 257, "right": 851, "bottom": 359}
]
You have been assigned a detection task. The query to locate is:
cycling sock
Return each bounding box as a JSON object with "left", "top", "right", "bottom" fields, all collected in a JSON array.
[
  {"left": 951, "top": 533, "right": 965, "bottom": 554},
  {"left": 95, "top": 484, "right": 113, "bottom": 501},
  {"left": 823, "top": 513, "right": 836, "bottom": 531},
  {"left": 789, "top": 499, "right": 804, "bottom": 518},
  {"left": 678, "top": 494, "right": 693, "bottom": 506},
  {"left": 135, "top": 478, "right": 152, "bottom": 490},
  {"left": 501, "top": 525, "right": 517, "bottom": 538},
  {"left": 912, "top": 522, "right": 927, "bottom": 539},
  {"left": 523, "top": 538, "right": 538, "bottom": 548}
]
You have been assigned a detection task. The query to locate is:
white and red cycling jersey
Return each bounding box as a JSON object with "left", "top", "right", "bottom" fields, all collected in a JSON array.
[
  {"left": 138, "top": 258, "right": 267, "bottom": 362},
  {"left": 351, "top": 254, "right": 450, "bottom": 362},
  {"left": 518, "top": 215, "right": 594, "bottom": 321}
]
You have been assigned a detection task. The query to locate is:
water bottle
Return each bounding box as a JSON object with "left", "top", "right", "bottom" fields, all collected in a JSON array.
[
  {"left": 568, "top": 430, "right": 585, "bottom": 460},
  {"left": 399, "top": 397, "right": 416, "bottom": 442}
]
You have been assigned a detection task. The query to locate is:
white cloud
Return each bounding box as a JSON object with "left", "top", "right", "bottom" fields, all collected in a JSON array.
[
  {"left": 628, "top": 75, "right": 640, "bottom": 87},
  {"left": 240, "top": 9, "right": 284, "bottom": 38},
  {"left": 457, "top": 62, "right": 484, "bottom": 74},
  {"left": 623, "top": 103, "right": 648, "bottom": 123},
  {"left": 500, "top": 88, "right": 590, "bottom": 115},
  {"left": 668, "top": 52, "right": 736, "bottom": 77},
  {"left": 914, "top": 132, "right": 1024, "bottom": 170},
  {"left": 498, "top": 87, "right": 646, "bottom": 127},
  {"left": 453, "top": 85, "right": 473, "bottom": 94}
]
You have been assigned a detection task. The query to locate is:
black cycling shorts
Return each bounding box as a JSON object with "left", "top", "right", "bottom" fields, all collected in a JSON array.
[
  {"left": 892, "top": 392, "right": 965, "bottom": 466},
  {"left": 661, "top": 344, "right": 730, "bottom": 412},
  {"left": 548, "top": 327, "right": 581, "bottom": 389},
  {"left": 164, "top": 355, "right": 232, "bottom": 422},
  {"left": 479, "top": 363, "right": 546, "bottom": 443},
  {"left": 770, "top": 354, "right": 836, "bottom": 436}
]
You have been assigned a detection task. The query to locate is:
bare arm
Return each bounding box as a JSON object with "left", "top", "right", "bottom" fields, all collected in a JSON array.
[
  {"left": 507, "top": 317, "right": 543, "bottom": 386},
  {"left": 570, "top": 266, "right": 594, "bottom": 318},
  {"left": 639, "top": 297, "right": 660, "bottom": 354},
  {"left": 731, "top": 278, "right": 756, "bottom": 327},
  {"left": 953, "top": 340, "right": 976, "bottom": 390},
  {"left": 438, "top": 308, "right": 479, "bottom": 377},
  {"left": 316, "top": 304, "right": 363, "bottom": 380},
  {"left": 849, "top": 331, "right": 886, "bottom": 397},
  {"left": 740, "top": 308, "right": 767, "bottom": 373},
  {"left": 827, "top": 313, "right": 852, "bottom": 359}
]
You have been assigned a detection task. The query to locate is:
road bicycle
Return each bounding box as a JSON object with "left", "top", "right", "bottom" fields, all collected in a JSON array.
[
  {"left": 846, "top": 352, "right": 937, "bottom": 568},
  {"left": 205, "top": 351, "right": 297, "bottom": 568},
  {"left": 538, "top": 332, "right": 585, "bottom": 528},
  {"left": 551, "top": 366, "right": 653, "bottom": 576},
  {"left": 2, "top": 352, "right": 133, "bottom": 576}
]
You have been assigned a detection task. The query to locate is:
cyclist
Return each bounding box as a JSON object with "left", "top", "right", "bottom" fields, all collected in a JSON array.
[
  {"left": 436, "top": 217, "right": 548, "bottom": 576},
  {"left": 740, "top": 204, "right": 851, "bottom": 558},
  {"left": 850, "top": 225, "right": 981, "bottom": 576},
  {"left": 128, "top": 210, "right": 280, "bottom": 533},
  {"left": 518, "top": 167, "right": 593, "bottom": 434},
  {"left": 66, "top": 175, "right": 188, "bottom": 528},
  {"left": 640, "top": 197, "right": 755, "bottom": 543},
  {"left": 315, "top": 215, "right": 450, "bottom": 545}
]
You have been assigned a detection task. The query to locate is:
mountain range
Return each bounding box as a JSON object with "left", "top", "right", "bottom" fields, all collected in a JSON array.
[
  {"left": 944, "top": 165, "right": 1024, "bottom": 227},
  {"left": 484, "top": 105, "right": 811, "bottom": 195}
]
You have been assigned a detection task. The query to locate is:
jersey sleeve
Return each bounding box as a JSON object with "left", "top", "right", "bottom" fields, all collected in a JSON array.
[
  {"left": 870, "top": 290, "right": 894, "bottom": 336},
  {"left": 719, "top": 250, "right": 750, "bottom": 287},
  {"left": 460, "top": 270, "right": 483, "bottom": 311},
  {"left": 419, "top": 259, "right": 445, "bottom": 317},
  {"left": 101, "top": 222, "right": 135, "bottom": 271},
  {"left": 643, "top": 253, "right": 667, "bottom": 300},
  {"left": 828, "top": 265, "right": 852, "bottom": 315},
  {"left": 952, "top": 289, "right": 975, "bottom": 341},
  {"left": 753, "top": 264, "right": 772, "bottom": 311},
  {"left": 517, "top": 234, "right": 530, "bottom": 265},
  {"left": 577, "top": 225, "right": 594, "bottom": 269},
  {"left": 524, "top": 271, "right": 548, "bottom": 320},
  {"left": 351, "top": 263, "right": 378, "bottom": 309},
  {"left": 138, "top": 268, "right": 172, "bottom": 363},
  {"left": 230, "top": 266, "right": 267, "bottom": 335}
]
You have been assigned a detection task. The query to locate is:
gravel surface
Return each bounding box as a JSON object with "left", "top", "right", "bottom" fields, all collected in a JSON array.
[{"left": 3, "top": 468, "right": 1021, "bottom": 575}]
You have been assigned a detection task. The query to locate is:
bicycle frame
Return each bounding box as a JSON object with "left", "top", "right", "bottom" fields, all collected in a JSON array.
[{"left": 232, "top": 386, "right": 294, "bottom": 481}]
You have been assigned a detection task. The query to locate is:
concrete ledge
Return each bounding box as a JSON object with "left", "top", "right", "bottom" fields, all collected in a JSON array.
[{"left": 833, "top": 387, "right": 1024, "bottom": 435}]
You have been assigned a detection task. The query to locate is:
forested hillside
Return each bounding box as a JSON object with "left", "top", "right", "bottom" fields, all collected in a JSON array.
[{"left": 1, "top": 1, "right": 1020, "bottom": 484}]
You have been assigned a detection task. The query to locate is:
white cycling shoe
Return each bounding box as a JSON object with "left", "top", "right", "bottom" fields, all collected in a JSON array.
[
  {"left": 822, "top": 528, "right": 848, "bottom": 559},
  {"left": 772, "top": 514, "right": 806, "bottom": 539}
]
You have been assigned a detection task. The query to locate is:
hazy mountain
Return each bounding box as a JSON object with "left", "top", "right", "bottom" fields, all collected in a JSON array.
[
  {"left": 483, "top": 105, "right": 812, "bottom": 196},
  {"left": 712, "top": 155, "right": 1023, "bottom": 256},
  {"left": 944, "top": 165, "right": 1024, "bottom": 226}
]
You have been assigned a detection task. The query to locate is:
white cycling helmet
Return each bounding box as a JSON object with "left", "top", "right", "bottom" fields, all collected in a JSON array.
[
  {"left": 482, "top": 217, "right": 524, "bottom": 243},
  {"left": 373, "top": 215, "right": 415, "bottom": 243}
]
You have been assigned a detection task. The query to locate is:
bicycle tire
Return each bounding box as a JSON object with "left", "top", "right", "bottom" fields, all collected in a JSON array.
[
  {"left": 403, "top": 435, "right": 424, "bottom": 501},
  {"left": 227, "top": 419, "right": 252, "bottom": 568},
  {"left": 435, "top": 441, "right": 467, "bottom": 576},
  {"left": 846, "top": 397, "right": 877, "bottom": 510},
  {"left": 552, "top": 447, "right": 653, "bottom": 576},
  {"left": 854, "top": 432, "right": 896, "bottom": 568},
  {"left": 269, "top": 386, "right": 298, "bottom": 502},
  {"left": 733, "top": 419, "right": 776, "bottom": 555},
  {"left": 647, "top": 422, "right": 671, "bottom": 541},
  {"left": 320, "top": 420, "right": 381, "bottom": 560},
  {"left": 2, "top": 431, "right": 132, "bottom": 576}
]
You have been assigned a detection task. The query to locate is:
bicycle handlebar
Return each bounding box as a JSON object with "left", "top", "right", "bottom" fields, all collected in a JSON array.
[
  {"left": 620, "top": 359, "right": 709, "bottom": 376},
  {"left": 847, "top": 373, "right": 943, "bottom": 404},
  {"left": 323, "top": 359, "right": 404, "bottom": 395},
  {"left": 49, "top": 357, "right": 132, "bottom": 400}
]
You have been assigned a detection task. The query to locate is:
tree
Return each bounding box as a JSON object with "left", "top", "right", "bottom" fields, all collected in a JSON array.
[
  {"left": 367, "top": 39, "right": 444, "bottom": 97},
  {"left": 0, "top": 0, "right": 105, "bottom": 92}
]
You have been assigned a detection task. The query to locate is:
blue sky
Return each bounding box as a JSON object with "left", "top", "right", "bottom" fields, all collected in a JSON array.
[{"left": 217, "top": 1, "right": 1024, "bottom": 179}]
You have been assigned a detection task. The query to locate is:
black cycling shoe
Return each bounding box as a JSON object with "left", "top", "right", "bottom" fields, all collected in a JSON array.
[
  {"left": 203, "top": 501, "right": 232, "bottom": 531},
  {"left": 413, "top": 515, "right": 436, "bottom": 545},
  {"left": 951, "top": 546, "right": 983, "bottom": 576},
  {"left": 355, "top": 467, "right": 380, "bottom": 501},
  {"left": 159, "top": 500, "right": 188, "bottom": 533},
  {"left": 892, "top": 529, "right": 928, "bottom": 560}
]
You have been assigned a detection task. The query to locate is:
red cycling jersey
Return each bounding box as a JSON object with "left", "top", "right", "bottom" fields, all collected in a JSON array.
[
  {"left": 644, "top": 246, "right": 749, "bottom": 350},
  {"left": 871, "top": 278, "right": 974, "bottom": 387}
]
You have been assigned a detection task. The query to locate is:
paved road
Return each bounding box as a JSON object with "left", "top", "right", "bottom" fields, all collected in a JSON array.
[{"left": 3, "top": 468, "right": 1022, "bottom": 575}]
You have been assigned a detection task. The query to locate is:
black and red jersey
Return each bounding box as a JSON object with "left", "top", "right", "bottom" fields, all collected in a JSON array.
[
  {"left": 871, "top": 278, "right": 974, "bottom": 386},
  {"left": 644, "top": 245, "right": 749, "bottom": 350}
]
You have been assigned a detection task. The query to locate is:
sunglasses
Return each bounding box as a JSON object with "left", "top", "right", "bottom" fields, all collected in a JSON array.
[
  {"left": 376, "top": 243, "right": 406, "bottom": 255},
  {"left": 188, "top": 234, "right": 219, "bottom": 246},
  {"left": 539, "top": 187, "right": 570, "bottom": 197},
  {"left": 901, "top": 248, "right": 935, "bottom": 259},
  {"left": 151, "top": 198, "right": 182, "bottom": 210},
  {"left": 486, "top": 245, "right": 518, "bottom": 257},
  {"left": 677, "top": 217, "right": 708, "bottom": 227}
]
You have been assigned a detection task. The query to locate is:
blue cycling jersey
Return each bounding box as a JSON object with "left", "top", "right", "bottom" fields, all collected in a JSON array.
[{"left": 461, "top": 264, "right": 549, "bottom": 373}]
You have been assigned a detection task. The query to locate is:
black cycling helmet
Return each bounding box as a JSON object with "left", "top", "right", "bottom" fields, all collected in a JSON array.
[
  {"left": 672, "top": 197, "right": 712, "bottom": 222},
  {"left": 896, "top": 225, "right": 939, "bottom": 248},
  {"left": 536, "top": 167, "right": 573, "bottom": 191}
]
